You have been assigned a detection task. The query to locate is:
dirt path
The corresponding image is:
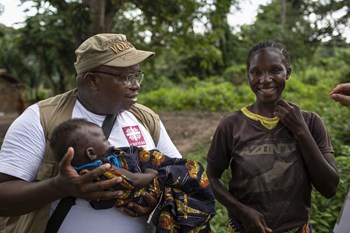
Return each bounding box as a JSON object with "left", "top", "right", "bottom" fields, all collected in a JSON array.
[
  {"left": 0, "top": 113, "right": 18, "bottom": 140},
  {"left": 158, "top": 111, "right": 228, "bottom": 154}
]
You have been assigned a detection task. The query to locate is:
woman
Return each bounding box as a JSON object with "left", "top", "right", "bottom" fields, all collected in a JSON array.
[{"left": 206, "top": 41, "right": 339, "bottom": 233}]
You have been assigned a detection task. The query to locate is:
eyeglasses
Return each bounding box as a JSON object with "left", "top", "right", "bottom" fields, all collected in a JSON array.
[{"left": 91, "top": 71, "right": 144, "bottom": 87}]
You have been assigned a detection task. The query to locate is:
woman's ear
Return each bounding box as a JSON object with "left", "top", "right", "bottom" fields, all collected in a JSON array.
[
  {"left": 287, "top": 68, "right": 292, "bottom": 79},
  {"left": 86, "top": 147, "right": 98, "bottom": 161}
]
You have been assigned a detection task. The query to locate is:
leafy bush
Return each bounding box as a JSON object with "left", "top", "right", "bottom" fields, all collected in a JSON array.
[
  {"left": 139, "top": 80, "right": 239, "bottom": 111},
  {"left": 139, "top": 77, "right": 257, "bottom": 112}
]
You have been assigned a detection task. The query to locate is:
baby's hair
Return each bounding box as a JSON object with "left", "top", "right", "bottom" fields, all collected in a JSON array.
[
  {"left": 246, "top": 40, "right": 291, "bottom": 74},
  {"left": 50, "top": 118, "right": 99, "bottom": 160}
]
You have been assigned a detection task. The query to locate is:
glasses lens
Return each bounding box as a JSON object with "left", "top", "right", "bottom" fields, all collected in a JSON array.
[{"left": 126, "top": 72, "right": 144, "bottom": 86}]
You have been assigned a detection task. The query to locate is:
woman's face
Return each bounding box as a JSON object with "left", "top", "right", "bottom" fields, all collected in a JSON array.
[{"left": 248, "top": 48, "right": 290, "bottom": 104}]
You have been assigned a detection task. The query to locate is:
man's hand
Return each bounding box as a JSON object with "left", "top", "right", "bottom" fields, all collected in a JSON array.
[
  {"left": 53, "top": 147, "right": 124, "bottom": 201},
  {"left": 119, "top": 192, "right": 158, "bottom": 217}
]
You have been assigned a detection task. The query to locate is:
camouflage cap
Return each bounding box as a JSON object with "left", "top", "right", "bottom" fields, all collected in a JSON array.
[{"left": 74, "top": 33, "right": 155, "bottom": 74}]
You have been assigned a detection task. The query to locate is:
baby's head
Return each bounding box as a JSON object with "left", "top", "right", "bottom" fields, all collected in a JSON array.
[{"left": 50, "top": 118, "right": 110, "bottom": 166}]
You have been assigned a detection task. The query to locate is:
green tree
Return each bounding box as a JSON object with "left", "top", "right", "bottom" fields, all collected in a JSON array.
[
  {"left": 237, "top": 0, "right": 349, "bottom": 70},
  {"left": 0, "top": 0, "right": 349, "bottom": 96},
  {"left": 3, "top": 0, "right": 242, "bottom": 94},
  {"left": 293, "top": 0, "right": 350, "bottom": 45}
]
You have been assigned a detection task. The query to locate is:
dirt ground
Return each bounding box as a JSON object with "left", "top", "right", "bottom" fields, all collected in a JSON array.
[
  {"left": 158, "top": 111, "right": 228, "bottom": 154},
  {"left": 0, "top": 112, "right": 19, "bottom": 141},
  {"left": 0, "top": 111, "right": 228, "bottom": 154}
]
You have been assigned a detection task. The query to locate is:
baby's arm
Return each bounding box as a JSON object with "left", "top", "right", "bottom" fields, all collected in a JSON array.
[{"left": 108, "top": 166, "right": 157, "bottom": 188}]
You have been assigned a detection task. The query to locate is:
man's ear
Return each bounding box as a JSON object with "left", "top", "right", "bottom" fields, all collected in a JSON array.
[
  {"left": 83, "top": 72, "right": 98, "bottom": 88},
  {"left": 86, "top": 147, "right": 98, "bottom": 161}
]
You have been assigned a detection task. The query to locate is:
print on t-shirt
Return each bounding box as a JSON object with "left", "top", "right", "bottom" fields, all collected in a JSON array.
[{"left": 122, "top": 125, "right": 146, "bottom": 147}]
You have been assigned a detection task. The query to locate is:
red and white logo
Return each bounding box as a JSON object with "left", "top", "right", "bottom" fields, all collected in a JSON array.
[{"left": 122, "top": 125, "right": 146, "bottom": 147}]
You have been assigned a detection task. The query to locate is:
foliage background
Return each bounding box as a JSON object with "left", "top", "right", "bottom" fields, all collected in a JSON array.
[{"left": 0, "top": 0, "right": 349, "bottom": 232}]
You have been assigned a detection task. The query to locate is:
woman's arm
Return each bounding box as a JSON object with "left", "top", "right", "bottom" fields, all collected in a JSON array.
[
  {"left": 275, "top": 100, "right": 339, "bottom": 198},
  {"left": 206, "top": 164, "right": 272, "bottom": 233}
]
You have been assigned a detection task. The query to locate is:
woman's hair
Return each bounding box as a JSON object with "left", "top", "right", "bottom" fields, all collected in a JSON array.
[
  {"left": 50, "top": 118, "right": 99, "bottom": 160},
  {"left": 246, "top": 40, "right": 291, "bottom": 74}
]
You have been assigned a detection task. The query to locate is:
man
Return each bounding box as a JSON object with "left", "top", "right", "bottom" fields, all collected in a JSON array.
[{"left": 0, "top": 33, "right": 181, "bottom": 233}]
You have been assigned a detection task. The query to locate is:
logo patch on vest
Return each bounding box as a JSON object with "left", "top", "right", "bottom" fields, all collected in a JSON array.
[{"left": 122, "top": 125, "right": 146, "bottom": 146}]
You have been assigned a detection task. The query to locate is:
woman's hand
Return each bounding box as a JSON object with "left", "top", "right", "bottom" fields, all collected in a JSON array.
[
  {"left": 274, "top": 100, "right": 307, "bottom": 136},
  {"left": 238, "top": 205, "right": 272, "bottom": 233}
]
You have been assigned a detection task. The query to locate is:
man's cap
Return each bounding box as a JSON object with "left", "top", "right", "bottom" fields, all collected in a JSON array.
[{"left": 74, "top": 33, "right": 155, "bottom": 74}]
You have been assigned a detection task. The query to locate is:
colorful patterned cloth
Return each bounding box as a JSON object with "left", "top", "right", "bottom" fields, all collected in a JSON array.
[
  {"left": 227, "top": 219, "right": 312, "bottom": 233},
  {"left": 75, "top": 147, "right": 216, "bottom": 233}
]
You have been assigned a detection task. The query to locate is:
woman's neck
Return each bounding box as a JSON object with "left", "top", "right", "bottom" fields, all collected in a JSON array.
[{"left": 248, "top": 102, "right": 278, "bottom": 118}]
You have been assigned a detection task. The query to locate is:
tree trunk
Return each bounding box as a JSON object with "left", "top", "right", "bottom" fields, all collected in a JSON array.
[
  {"left": 82, "top": 0, "right": 122, "bottom": 34},
  {"left": 84, "top": 0, "right": 106, "bottom": 34},
  {"left": 281, "top": 0, "right": 286, "bottom": 25}
]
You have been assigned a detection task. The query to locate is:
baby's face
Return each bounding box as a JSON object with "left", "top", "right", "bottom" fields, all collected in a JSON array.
[{"left": 87, "top": 125, "right": 111, "bottom": 158}]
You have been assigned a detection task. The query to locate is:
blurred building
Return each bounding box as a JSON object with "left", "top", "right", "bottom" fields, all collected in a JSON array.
[
  {"left": 0, "top": 68, "right": 25, "bottom": 115},
  {"left": 0, "top": 68, "right": 26, "bottom": 141}
]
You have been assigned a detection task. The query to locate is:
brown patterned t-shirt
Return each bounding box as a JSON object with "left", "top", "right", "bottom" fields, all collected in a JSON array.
[{"left": 207, "top": 110, "right": 333, "bottom": 232}]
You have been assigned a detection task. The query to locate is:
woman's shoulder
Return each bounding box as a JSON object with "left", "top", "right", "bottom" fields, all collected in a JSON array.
[
  {"left": 218, "top": 110, "right": 245, "bottom": 125},
  {"left": 287, "top": 101, "right": 322, "bottom": 121},
  {"left": 300, "top": 109, "right": 322, "bottom": 120},
  {"left": 299, "top": 109, "right": 327, "bottom": 131}
]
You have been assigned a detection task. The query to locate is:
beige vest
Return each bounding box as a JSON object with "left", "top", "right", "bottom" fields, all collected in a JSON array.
[{"left": 0, "top": 89, "right": 160, "bottom": 233}]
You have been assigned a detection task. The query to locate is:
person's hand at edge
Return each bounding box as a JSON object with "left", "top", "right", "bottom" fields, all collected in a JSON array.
[{"left": 330, "top": 83, "right": 350, "bottom": 107}]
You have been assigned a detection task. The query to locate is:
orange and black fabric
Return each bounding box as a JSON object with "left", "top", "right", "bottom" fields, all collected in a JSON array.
[{"left": 76, "top": 146, "right": 216, "bottom": 233}]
